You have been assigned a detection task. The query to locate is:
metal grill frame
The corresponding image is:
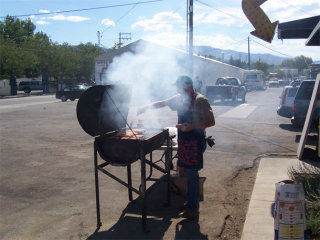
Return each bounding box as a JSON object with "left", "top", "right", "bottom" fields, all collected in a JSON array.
[{"left": 93, "top": 131, "right": 173, "bottom": 232}]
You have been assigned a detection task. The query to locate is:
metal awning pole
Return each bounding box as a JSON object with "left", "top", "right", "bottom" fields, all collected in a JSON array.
[{"left": 189, "top": 0, "right": 194, "bottom": 77}]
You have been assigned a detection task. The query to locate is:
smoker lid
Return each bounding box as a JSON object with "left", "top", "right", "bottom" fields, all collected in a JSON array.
[{"left": 76, "top": 84, "right": 131, "bottom": 137}]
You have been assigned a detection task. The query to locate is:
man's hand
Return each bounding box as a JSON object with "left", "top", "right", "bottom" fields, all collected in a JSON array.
[{"left": 176, "top": 123, "right": 194, "bottom": 132}]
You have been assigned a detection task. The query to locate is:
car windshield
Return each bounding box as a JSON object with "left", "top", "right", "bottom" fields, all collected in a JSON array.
[{"left": 217, "top": 78, "right": 238, "bottom": 85}]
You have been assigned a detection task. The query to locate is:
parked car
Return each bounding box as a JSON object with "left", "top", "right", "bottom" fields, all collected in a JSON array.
[
  {"left": 56, "top": 84, "right": 89, "bottom": 102},
  {"left": 268, "top": 79, "right": 279, "bottom": 88},
  {"left": 206, "top": 77, "right": 246, "bottom": 104},
  {"left": 289, "top": 80, "right": 301, "bottom": 87},
  {"left": 278, "top": 79, "right": 290, "bottom": 87},
  {"left": 277, "top": 86, "right": 299, "bottom": 118},
  {"left": 18, "top": 80, "right": 43, "bottom": 93},
  {"left": 291, "top": 80, "right": 319, "bottom": 126}
]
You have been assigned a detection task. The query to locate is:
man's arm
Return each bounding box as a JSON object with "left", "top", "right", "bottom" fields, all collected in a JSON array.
[{"left": 137, "top": 95, "right": 180, "bottom": 115}]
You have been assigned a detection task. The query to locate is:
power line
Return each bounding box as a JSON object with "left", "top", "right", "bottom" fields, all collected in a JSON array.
[
  {"left": 279, "top": 0, "right": 313, "bottom": 17},
  {"left": 1, "top": 0, "right": 164, "bottom": 18},
  {"left": 107, "top": 1, "right": 185, "bottom": 47},
  {"left": 250, "top": 38, "right": 292, "bottom": 58},
  {"left": 101, "top": 0, "right": 142, "bottom": 34},
  {"left": 195, "top": 0, "right": 246, "bottom": 24}
]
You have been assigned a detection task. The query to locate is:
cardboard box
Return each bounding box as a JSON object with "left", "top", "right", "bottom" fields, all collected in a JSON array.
[
  {"left": 170, "top": 174, "right": 206, "bottom": 198},
  {"left": 274, "top": 180, "right": 306, "bottom": 240}
]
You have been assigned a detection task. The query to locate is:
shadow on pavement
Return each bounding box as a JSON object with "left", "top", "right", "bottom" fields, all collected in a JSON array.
[
  {"left": 279, "top": 124, "right": 302, "bottom": 132},
  {"left": 175, "top": 217, "right": 208, "bottom": 240},
  {"left": 86, "top": 179, "right": 207, "bottom": 239}
]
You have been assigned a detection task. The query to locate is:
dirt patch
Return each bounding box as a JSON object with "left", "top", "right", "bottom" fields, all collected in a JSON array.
[{"left": 217, "top": 163, "right": 259, "bottom": 240}]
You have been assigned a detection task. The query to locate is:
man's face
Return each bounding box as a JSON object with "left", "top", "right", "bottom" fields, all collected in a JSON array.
[{"left": 176, "top": 84, "right": 192, "bottom": 97}]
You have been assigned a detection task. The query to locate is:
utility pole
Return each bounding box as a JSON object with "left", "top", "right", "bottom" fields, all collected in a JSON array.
[
  {"left": 188, "top": 0, "right": 193, "bottom": 77},
  {"left": 97, "top": 31, "right": 101, "bottom": 55},
  {"left": 248, "top": 36, "right": 251, "bottom": 70},
  {"left": 186, "top": 0, "right": 189, "bottom": 51},
  {"left": 118, "top": 32, "right": 131, "bottom": 49}
]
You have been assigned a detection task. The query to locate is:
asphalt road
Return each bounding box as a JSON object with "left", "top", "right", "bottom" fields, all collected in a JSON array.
[{"left": 0, "top": 87, "right": 301, "bottom": 239}]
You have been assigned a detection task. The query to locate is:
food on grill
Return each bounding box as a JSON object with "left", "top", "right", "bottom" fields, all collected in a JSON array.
[{"left": 112, "top": 129, "right": 145, "bottom": 139}]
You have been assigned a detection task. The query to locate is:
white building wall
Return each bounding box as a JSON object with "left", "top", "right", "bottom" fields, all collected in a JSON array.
[
  {"left": 0, "top": 80, "right": 11, "bottom": 96},
  {"left": 193, "top": 55, "right": 244, "bottom": 93}
]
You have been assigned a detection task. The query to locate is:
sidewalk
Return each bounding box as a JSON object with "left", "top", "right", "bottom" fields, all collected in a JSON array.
[
  {"left": 241, "top": 157, "right": 317, "bottom": 240},
  {"left": 0, "top": 91, "right": 54, "bottom": 99}
]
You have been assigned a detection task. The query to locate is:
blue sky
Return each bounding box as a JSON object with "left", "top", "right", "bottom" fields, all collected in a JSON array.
[{"left": 1, "top": 0, "right": 320, "bottom": 61}]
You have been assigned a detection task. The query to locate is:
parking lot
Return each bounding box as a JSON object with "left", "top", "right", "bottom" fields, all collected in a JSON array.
[{"left": 0, "top": 88, "right": 304, "bottom": 239}]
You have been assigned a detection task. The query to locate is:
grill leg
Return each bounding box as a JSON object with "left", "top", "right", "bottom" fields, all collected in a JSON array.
[
  {"left": 140, "top": 148, "right": 148, "bottom": 233},
  {"left": 94, "top": 142, "right": 102, "bottom": 228},
  {"left": 127, "top": 165, "right": 133, "bottom": 201},
  {"left": 165, "top": 136, "right": 171, "bottom": 206}
]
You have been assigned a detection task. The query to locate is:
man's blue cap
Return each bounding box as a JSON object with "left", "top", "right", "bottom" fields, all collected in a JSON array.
[{"left": 173, "top": 75, "right": 193, "bottom": 86}]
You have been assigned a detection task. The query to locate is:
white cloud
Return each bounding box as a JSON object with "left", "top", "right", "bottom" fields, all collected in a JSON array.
[
  {"left": 142, "top": 32, "right": 236, "bottom": 51},
  {"left": 48, "top": 14, "right": 90, "bottom": 22},
  {"left": 101, "top": 18, "right": 115, "bottom": 27},
  {"left": 39, "top": 10, "right": 50, "bottom": 14},
  {"left": 29, "top": 15, "right": 35, "bottom": 19},
  {"left": 140, "top": 30, "right": 319, "bottom": 61},
  {"left": 48, "top": 14, "right": 66, "bottom": 21},
  {"left": 262, "top": 0, "right": 320, "bottom": 22},
  {"left": 132, "top": 12, "right": 183, "bottom": 31},
  {"left": 67, "top": 16, "right": 90, "bottom": 22},
  {"left": 194, "top": 7, "right": 247, "bottom": 27},
  {"left": 143, "top": 32, "right": 186, "bottom": 47},
  {"left": 194, "top": 34, "right": 238, "bottom": 49},
  {"left": 36, "top": 20, "right": 50, "bottom": 25}
]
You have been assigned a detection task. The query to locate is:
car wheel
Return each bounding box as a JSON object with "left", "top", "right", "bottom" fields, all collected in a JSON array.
[
  {"left": 241, "top": 92, "right": 246, "bottom": 103},
  {"left": 24, "top": 88, "right": 31, "bottom": 93},
  {"left": 232, "top": 94, "right": 236, "bottom": 103},
  {"left": 61, "top": 95, "right": 67, "bottom": 102}
]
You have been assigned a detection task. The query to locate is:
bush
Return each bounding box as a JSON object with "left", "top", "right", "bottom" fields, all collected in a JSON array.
[{"left": 288, "top": 163, "right": 320, "bottom": 239}]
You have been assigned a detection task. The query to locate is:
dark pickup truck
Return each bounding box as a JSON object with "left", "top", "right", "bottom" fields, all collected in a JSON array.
[
  {"left": 206, "top": 77, "right": 246, "bottom": 104},
  {"left": 56, "top": 84, "right": 89, "bottom": 102}
]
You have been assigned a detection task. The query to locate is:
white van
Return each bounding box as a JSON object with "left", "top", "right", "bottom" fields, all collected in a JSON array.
[{"left": 243, "top": 70, "right": 265, "bottom": 91}]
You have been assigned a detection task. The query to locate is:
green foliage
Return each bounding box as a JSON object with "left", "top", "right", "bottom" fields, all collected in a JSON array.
[
  {"left": 228, "top": 56, "right": 247, "bottom": 69},
  {"left": 281, "top": 55, "right": 313, "bottom": 74},
  {"left": 0, "top": 16, "right": 101, "bottom": 84},
  {"left": 288, "top": 163, "right": 320, "bottom": 238},
  {"left": 251, "top": 60, "right": 272, "bottom": 75}
]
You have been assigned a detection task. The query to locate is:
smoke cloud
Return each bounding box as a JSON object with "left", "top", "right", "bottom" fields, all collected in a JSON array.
[{"left": 103, "top": 40, "right": 191, "bottom": 129}]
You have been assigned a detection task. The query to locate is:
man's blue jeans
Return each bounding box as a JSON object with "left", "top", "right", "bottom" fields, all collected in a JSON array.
[{"left": 185, "top": 168, "right": 200, "bottom": 213}]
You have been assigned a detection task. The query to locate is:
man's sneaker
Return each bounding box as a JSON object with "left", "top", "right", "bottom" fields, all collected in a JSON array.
[{"left": 179, "top": 210, "right": 199, "bottom": 219}]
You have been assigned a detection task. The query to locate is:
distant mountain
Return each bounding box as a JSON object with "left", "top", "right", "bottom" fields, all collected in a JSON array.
[{"left": 195, "top": 46, "right": 287, "bottom": 65}]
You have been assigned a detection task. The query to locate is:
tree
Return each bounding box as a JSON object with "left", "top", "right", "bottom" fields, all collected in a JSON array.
[
  {"left": 251, "top": 60, "right": 270, "bottom": 74},
  {"left": 293, "top": 55, "right": 312, "bottom": 74},
  {"left": 280, "top": 55, "right": 313, "bottom": 74},
  {"left": 0, "top": 16, "right": 102, "bottom": 84},
  {"left": 0, "top": 16, "right": 38, "bottom": 79},
  {"left": 228, "top": 56, "right": 247, "bottom": 69}
]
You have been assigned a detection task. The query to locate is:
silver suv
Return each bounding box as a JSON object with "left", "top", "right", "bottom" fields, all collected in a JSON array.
[{"left": 277, "top": 86, "right": 299, "bottom": 118}]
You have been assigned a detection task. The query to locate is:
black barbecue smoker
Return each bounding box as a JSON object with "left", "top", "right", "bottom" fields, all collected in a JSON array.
[{"left": 76, "top": 85, "right": 173, "bottom": 232}]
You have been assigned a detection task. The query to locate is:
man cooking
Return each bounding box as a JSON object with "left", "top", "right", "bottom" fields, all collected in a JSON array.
[{"left": 137, "top": 75, "right": 215, "bottom": 219}]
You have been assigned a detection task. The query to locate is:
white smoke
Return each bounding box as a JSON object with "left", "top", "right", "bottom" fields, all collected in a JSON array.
[{"left": 104, "top": 40, "right": 190, "bottom": 129}]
